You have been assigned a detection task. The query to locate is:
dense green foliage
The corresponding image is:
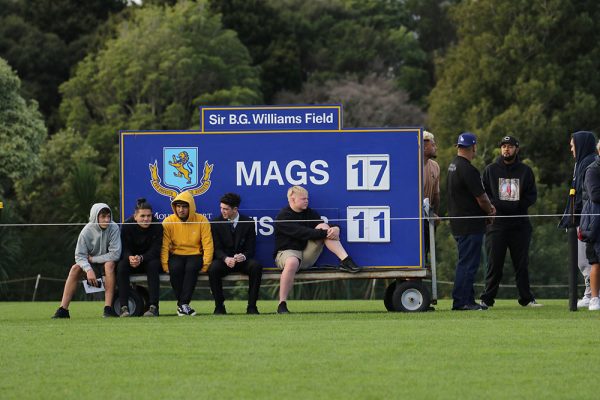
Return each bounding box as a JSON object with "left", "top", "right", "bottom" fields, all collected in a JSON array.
[
  {"left": 59, "top": 0, "right": 261, "bottom": 208},
  {"left": 429, "top": 0, "right": 600, "bottom": 185},
  {"left": 1, "top": 300, "right": 598, "bottom": 399},
  {"left": 212, "top": 0, "right": 434, "bottom": 103},
  {"left": 0, "top": 0, "right": 126, "bottom": 129},
  {"left": 0, "top": 59, "right": 46, "bottom": 198},
  {"left": 427, "top": 0, "right": 600, "bottom": 291}
]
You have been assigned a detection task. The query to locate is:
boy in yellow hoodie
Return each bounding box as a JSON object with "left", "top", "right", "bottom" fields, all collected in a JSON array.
[{"left": 161, "top": 191, "right": 213, "bottom": 316}]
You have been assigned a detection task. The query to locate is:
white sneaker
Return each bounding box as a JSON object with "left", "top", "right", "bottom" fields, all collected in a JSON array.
[
  {"left": 578, "top": 296, "right": 591, "bottom": 309},
  {"left": 589, "top": 297, "right": 600, "bottom": 311},
  {"left": 526, "top": 300, "right": 543, "bottom": 307}
]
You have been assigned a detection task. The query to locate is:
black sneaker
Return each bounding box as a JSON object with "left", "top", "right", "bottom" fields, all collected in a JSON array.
[
  {"left": 143, "top": 305, "right": 159, "bottom": 317},
  {"left": 52, "top": 307, "right": 70, "bottom": 319},
  {"left": 339, "top": 256, "right": 360, "bottom": 273},
  {"left": 213, "top": 304, "right": 227, "bottom": 315},
  {"left": 119, "top": 306, "right": 130, "bottom": 318},
  {"left": 277, "top": 301, "right": 290, "bottom": 314},
  {"left": 246, "top": 306, "right": 260, "bottom": 315},
  {"left": 177, "top": 304, "right": 196, "bottom": 316},
  {"left": 479, "top": 300, "right": 490, "bottom": 310},
  {"left": 103, "top": 306, "right": 118, "bottom": 318},
  {"left": 452, "top": 304, "right": 485, "bottom": 311}
]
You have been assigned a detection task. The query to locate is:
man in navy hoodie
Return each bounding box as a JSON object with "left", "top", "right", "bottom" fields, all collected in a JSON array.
[
  {"left": 480, "top": 136, "right": 540, "bottom": 308},
  {"left": 559, "top": 131, "right": 597, "bottom": 308}
]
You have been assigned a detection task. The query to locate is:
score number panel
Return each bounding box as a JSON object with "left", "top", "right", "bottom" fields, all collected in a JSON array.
[{"left": 346, "top": 154, "right": 391, "bottom": 243}]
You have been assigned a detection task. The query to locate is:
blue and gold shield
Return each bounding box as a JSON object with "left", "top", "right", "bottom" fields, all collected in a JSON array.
[{"left": 163, "top": 147, "right": 198, "bottom": 191}]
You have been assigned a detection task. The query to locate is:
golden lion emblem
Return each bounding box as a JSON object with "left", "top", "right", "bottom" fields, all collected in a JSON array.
[{"left": 168, "top": 151, "right": 194, "bottom": 184}]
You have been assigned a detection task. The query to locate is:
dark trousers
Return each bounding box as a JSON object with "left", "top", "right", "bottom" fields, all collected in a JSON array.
[
  {"left": 452, "top": 233, "right": 484, "bottom": 309},
  {"left": 117, "top": 258, "right": 161, "bottom": 306},
  {"left": 208, "top": 258, "right": 262, "bottom": 307},
  {"left": 480, "top": 225, "right": 534, "bottom": 306},
  {"left": 168, "top": 254, "right": 202, "bottom": 306}
]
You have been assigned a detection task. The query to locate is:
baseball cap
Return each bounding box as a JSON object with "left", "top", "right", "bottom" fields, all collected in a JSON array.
[
  {"left": 457, "top": 132, "right": 477, "bottom": 147},
  {"left": 500, "top": 136, "right": 519, "bottom": 147}
]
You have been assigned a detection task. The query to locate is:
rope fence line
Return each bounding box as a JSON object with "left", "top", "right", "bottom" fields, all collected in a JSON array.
[
  {"left": 0, "top": 276, "right": 582, "bottom": 290},
  {"left": 0, "top": 276, "right": 343, "bottom": 289},
  {"left": 0, "top": 212, "right": 588, "bottom": 227}
]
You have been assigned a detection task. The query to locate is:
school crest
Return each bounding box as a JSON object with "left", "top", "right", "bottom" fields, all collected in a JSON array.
[{"left": 149, "top": 147, "right": 214, "bottom": 199}]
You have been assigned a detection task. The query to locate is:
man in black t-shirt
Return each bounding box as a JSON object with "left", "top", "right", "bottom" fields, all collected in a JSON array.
[{"left": 447, "top": 132, "right": 496, "bottom": 311}]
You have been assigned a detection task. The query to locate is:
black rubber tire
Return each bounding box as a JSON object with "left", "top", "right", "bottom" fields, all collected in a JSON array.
[
  {"left": 391, "top": 280, "right": 431, "bottom": 312},
  {"left": 383, "top": 281, "right": 397, "bottom": 312},
  {"left": 113, "top": 287, "right": 145, "bottom": 317}
]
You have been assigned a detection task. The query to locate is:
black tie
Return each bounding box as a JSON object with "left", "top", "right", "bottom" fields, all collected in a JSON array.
[{"left": 230, "top": 221, "right": 235, "bottom": 233}]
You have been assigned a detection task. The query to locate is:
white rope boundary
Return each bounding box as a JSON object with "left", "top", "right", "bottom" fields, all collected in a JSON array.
[
  {"left": 0, "top": 276, "right": 581, "bottom": 290},
  {"left": 0, "top": 213, "right": 588, "bottom": 228}
]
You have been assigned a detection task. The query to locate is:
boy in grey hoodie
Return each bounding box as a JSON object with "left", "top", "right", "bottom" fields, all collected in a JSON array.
[{"left": 52, "top": 203, "right": 121, "bottom": 318}]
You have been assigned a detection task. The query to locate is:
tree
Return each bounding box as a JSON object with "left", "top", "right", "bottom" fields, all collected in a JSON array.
[
  {"left": 275, "top": 75, "right": 425, "bottom": 127},
  {"left": 21, "top": 0, "right": 126, "bottom": 43},
  {"left": 0, "top": 57, "right": 46, "bottom": 198},
  {"left": 274, "top": 0, "right": 429, "bottom": 102},
  {"left": 59, "top": 0, "right": 262, "bottom": 206},
  {"left": 209, "top": 0, "right": 299, "bottom": 102},
  {"left": 0, "top": 15, "right": 69, "bottom": 128},
  {"left": 0, "top": 0, "right": 127, "bottom": 131},
  {"left": 427, "top": 0, "right": 600, "bottom": 292},
  {"left": 0, "top": 57, "right": 46, "bottom": 295},
  {"left": 213, "top": 0, "right": 430, "bottom": 103},
  {"left": 428, "top": 0, "right": 600, "bottom": 186}
]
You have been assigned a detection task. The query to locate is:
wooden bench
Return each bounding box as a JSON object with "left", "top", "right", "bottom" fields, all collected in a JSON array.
[{"left": 129, "top": 267, "right": 428, "bottom": 283}]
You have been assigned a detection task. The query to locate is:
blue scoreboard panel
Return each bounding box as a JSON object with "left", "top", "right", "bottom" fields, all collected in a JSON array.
[{"left": 120, "top": 107, "right": 423, "bottom": 270}]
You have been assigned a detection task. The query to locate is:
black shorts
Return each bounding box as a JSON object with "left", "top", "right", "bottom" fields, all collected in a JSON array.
[{"left": 585, "top": 242, "right": 600, "bottom": 264}]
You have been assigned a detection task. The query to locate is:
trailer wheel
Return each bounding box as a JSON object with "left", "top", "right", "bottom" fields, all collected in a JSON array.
[
  {"left": 392, "top": 280, "right": 431, "bottom": 312},
  {"left": 113, "top": 288, "right": 145, "bottom": 316},
  {"left": 383, "top": 281, "right": 397, "bottom": 311}
]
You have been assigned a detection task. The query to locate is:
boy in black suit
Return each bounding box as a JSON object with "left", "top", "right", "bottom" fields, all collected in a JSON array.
[{"left": 208, "top": 193, "right": 262, "bottom": 314}]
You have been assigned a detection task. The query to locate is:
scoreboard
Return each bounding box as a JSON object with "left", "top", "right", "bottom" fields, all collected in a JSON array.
[{"left": 120, "top": 105, "right": 423, "bottom": 269}]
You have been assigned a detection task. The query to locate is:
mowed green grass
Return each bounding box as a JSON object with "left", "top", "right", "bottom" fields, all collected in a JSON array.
[{"left": 1, "top": 300, "right": 600, "bottom": 399}]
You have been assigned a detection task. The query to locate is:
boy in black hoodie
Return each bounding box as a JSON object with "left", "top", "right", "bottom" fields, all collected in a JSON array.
[
  {"left": 117, "top": 198, "right": 163, "bottom": 317},
  {"left": 480, "top": 136, "right": 539, "bottom": 308}
]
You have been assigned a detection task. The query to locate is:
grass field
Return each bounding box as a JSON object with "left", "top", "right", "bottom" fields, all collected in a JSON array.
[{"left": 1, "top": 299, "right": 599, "bottom": 399}]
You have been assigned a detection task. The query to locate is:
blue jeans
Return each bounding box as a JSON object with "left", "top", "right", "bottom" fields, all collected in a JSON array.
[{"left": 452, "top": 233, "right": 484, "bottom": 309}]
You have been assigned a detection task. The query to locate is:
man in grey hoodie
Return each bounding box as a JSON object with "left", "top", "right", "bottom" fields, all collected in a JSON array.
[{"left": 52, "top": 203, "right": 122, "bottom": 318}]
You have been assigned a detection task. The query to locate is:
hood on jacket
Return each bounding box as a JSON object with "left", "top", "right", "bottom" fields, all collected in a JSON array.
[
  {"left": 170, "top": 191, "right": 197, "bottom": 218},
  {"left": 89, "top": 203, "right": 113, "bottom": 226},
  {"left": 573, "top": 131, "right": 597, "bottom": 163}
]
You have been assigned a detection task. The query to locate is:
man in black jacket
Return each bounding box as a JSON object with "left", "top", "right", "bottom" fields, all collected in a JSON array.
[
  {"left": 559, "top": 131, "right": 597, "bottom": 308},
  {"left": 208, "top": 193, "right": 262, "bottom": 315},
  {"left": 117, "top": 198, "right": 163, "bottom": 317},
  {"left": 582, "top": 142, "right": 600, "bottom": 310},
  {"left": 479, "top": 136, "right": 540, "bottom": 308},
  {"left": 273, "top": 185, "right": 360, "bottom": 313}
]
